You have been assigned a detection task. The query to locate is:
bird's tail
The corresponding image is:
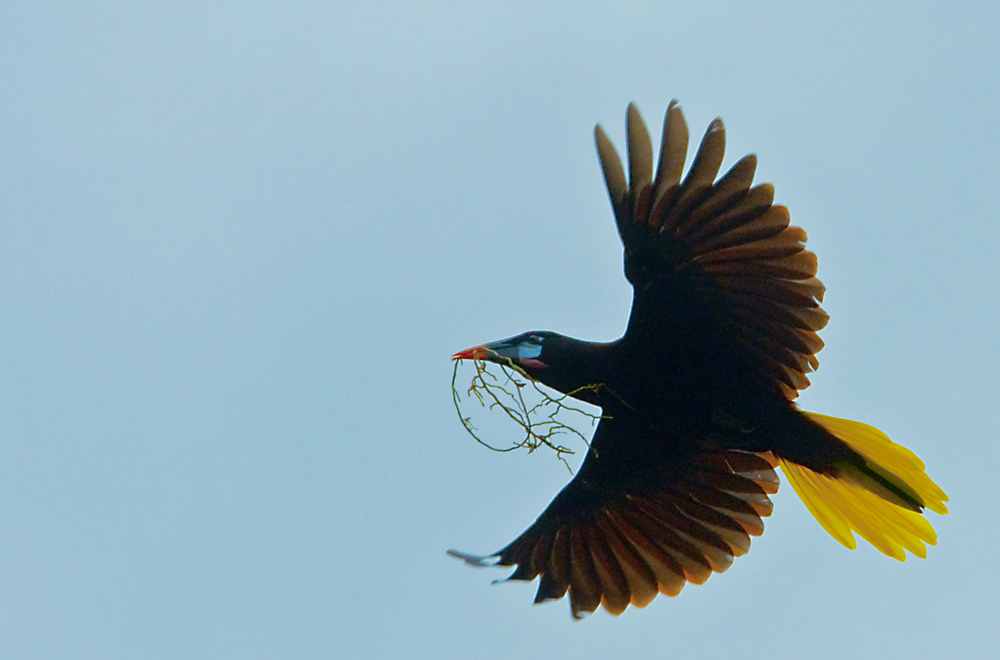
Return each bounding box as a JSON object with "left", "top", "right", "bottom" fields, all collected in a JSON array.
[{"left": 779, "top": 412, "right": 949, "bottom": 560}]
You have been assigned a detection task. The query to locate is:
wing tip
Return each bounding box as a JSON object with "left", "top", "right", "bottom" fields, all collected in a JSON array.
[{"left": 447, "top": 549, "right": 499, "bottom": 568}]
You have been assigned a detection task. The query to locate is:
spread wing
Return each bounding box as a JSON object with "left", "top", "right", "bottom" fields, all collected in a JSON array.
[
  {"left": 596, "top": 102, "right": 828, "bottom": 398},
  {"left": 449, "top": 416, "right": 780, "bottom": 619}
]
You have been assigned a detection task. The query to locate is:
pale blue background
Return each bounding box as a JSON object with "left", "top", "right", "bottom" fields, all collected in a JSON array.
[{"left": 1, "top": 1, "right": 997, "bottom": 658}]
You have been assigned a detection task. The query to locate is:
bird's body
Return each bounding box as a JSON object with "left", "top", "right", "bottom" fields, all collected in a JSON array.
[{"left": 451, "top": 101, "right": 947, "bottom": 618}]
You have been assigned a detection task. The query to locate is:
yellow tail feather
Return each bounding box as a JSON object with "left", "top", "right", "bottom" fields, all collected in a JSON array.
[{"left": 778, "top": 412, "right": 949, "bottom": 560}]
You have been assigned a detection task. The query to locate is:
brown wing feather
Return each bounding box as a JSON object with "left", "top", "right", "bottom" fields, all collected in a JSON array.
[
  {"left": 585, "top": 525, "right": 632, "bottom": 615},
  {"left": 653, "top": 99, "right": 689, "bottom": 203},
  {"left": 463, "top": 448, "right": 777, "bottom": 618}
]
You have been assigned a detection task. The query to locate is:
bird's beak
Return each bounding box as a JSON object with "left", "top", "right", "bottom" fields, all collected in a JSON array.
[
  {"left": 451, "top": 345, "right": 488, "bottom": 361},
  {"left": 452, "top": 338, "right": 519, "bottom": 362}
]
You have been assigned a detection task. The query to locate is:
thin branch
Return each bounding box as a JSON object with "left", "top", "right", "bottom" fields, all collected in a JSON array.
[{"left": 452, "top": 357, "right": 606, "bottom": 472}]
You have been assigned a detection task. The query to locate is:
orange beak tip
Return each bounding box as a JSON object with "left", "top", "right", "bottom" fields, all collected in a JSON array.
[{"left": 452, "top": 345, "right": 488, "bottom": 361}]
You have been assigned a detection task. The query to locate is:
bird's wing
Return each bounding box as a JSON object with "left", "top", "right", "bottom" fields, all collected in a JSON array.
[
  {"left": 596, "top": 102, "right": 827, "bottom": 398},
  {"left": 450, "top": 417, "right": 780, "bottom": 619}
]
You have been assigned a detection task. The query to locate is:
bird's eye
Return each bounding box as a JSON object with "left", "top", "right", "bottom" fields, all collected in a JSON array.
[{"left": 519, "top": 334, "right": 544, "bottom": 359}]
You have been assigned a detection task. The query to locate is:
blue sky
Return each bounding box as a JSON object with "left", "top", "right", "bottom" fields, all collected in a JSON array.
[{"left": 1, "top": 1, "right": 998, "bottom": 658}]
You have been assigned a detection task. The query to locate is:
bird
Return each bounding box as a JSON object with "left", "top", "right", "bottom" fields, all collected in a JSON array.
[{"left": 449, "top": 100, "right": 948, "bottom": 619}]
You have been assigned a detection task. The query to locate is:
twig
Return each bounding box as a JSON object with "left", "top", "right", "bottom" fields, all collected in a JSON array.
[{"left": 452, "top": 357, "right": 605, "bottom": 472}]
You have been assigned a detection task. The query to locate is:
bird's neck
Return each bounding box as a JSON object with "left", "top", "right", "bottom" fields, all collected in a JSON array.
[{"left": 535, "top": 339, "right": 623, "bottom": 408}]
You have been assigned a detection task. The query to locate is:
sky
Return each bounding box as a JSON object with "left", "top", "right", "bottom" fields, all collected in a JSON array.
[{"left": 1, "top": 1, "right": 998, "bottom": 658}]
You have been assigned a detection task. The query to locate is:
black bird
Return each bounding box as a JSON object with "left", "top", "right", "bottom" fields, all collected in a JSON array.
[{"left": 450, "top": 101, "right": 948, "bottom": 619}]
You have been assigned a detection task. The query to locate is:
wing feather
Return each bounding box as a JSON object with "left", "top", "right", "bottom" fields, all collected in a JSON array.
[
  {"left": 595, "top": 517, "right": 660, "bottom": 607},
  {"left": 585, "top": 525, "right": 632, "bottom": 615},
  {"left": 680, "top": 154, "right": 759, "bottom": 229},
  {"left": 535, "top": 530, "right": 571, "bottom": 602},
  {"left": 652, "top": 100, "right": 689, "bottom": 209},
  {"left": 458, "top": 445, "right": 778, "bottom": 617},
  {"left": 626, "top": 103, "right": 654, "bottom": 193},
  {"left": 568, "top": 527, "right": 603, "bottom": 618}
]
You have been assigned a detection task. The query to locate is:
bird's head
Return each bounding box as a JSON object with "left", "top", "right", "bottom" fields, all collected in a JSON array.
[
  {"left": 453, "top": 331, "right": 607, "bottom": 404},
  {"left": 452, "top": 331, "right": 559, "bottom": 375}
]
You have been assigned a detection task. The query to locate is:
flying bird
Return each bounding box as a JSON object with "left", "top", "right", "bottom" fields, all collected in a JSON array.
[{"left": 450, "top": 101, "right": 948, "bottom": 619}]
